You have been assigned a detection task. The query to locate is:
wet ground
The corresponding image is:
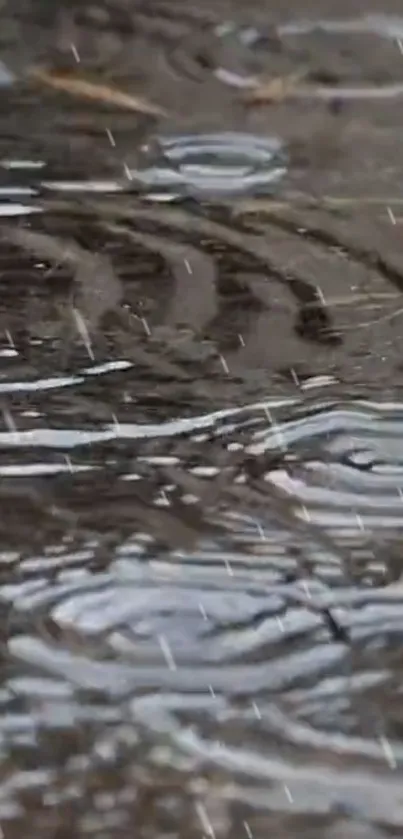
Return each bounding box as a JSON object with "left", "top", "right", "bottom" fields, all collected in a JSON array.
[{"left": 2, "top": 0, "right": 403, "bottom": 837}]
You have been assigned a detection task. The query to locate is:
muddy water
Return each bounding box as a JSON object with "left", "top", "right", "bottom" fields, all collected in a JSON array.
[{"left": 1, "top": 0, "right": 403, "bottom": 837}]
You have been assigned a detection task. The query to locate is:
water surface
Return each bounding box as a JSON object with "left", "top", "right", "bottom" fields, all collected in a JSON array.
[{"left": 0, "top": 1, "right": 403, "bottom": 837}]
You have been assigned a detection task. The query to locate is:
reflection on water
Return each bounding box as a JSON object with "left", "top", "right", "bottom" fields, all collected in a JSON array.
[
  {"left": 278, "top": 14, "right": 403, "bottom": 39},
  {"left": 129, "top": 132, "right": 287, "bottom": 200},
  {"left": 2, "top": 380, "right": 403, "bottom": 833},
  {"left": 1, "top": 1, "right": 403, "bottom": 838}
]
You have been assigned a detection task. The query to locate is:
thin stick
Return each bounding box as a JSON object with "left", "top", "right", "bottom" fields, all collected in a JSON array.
[{"left": 28, "top": 67, "right": 168, "bottom": 117}]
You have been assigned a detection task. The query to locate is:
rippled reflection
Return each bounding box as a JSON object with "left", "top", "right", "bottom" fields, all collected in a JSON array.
[
  {"left": 0, "top": 386, "right": 403, "bottom": 831},
  {"left": 129, "top": 132, "right": 287, "bottom": 200}
]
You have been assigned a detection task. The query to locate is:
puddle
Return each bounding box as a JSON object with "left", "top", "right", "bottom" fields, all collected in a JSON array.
[{"left": 0, "top": 2, "right": 402, "bottom": 838}]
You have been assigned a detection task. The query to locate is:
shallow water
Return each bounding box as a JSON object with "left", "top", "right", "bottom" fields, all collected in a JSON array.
[{"left": 1, "top": 1, "right": 403, "bottom": 837}]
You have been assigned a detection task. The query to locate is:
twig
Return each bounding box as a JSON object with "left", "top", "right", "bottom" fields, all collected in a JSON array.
[
  {"left": 244, "top": 71, "right": 306, "bottom": 104},
  {"left": 28, "top": 67, "right": 168, "bottom": 117}
]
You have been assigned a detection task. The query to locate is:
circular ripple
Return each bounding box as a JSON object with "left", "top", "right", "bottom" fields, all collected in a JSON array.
[
  {"left": 0, "top": 398, "right": 403, "bottom": 831},
  {"left": 131, "top": 132, "right": 287, "bottom": 200}
]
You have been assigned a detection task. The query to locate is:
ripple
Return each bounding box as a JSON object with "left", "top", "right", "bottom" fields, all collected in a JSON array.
[
  {"left": 130, "top": 132, "right": 287, "bottom": 200},
  {"left": 247, "top": 399, "right": 403, "bottom": 540},
  {"left": 1, "top": 6, "right": 403, "bottom": 830},
  {"left": 0, "top": 389, "right": 403, "bottom": 831},
  {"left": 278, "top": 14, "right": 403, "bottom": 40}
]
